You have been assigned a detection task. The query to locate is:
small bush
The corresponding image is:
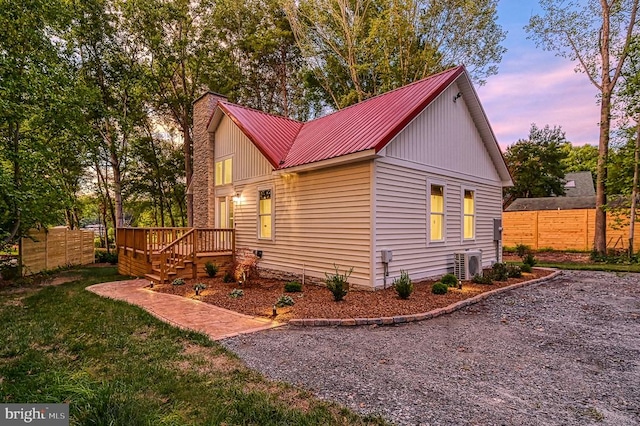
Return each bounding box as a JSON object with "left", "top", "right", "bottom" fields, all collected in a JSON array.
[
  {"left": 284, "top": 281, "right": 302, "bottom": 292},
  {"left": 522, "top": 253, "right": 537, "bottom": 267},
  {"left": 0, "top": 259, "right": 20, "bottom": 280},
  {"left": 491, "top": 262, "right": 509, "bottom": 281},
  {"left": 431, "top": 282, "right": 448, "bottom": 295},
  {"left": 325, "top": 264, "right": 353, "bottom": 301},
  {"left": 441, "top": 273, "right": 458, "bottom": 287},
  {"left": 204, "top": 262, "right": 218, "bottom": 278},
  {"left": 507, "top": 264, "right": 522, "bottom": 278},
  {"left": 393, "top": 270, "right": 413, "bottom": 299},
  {"left": 222, "top": 272, "right": 234, "bottom": 283},
  {"left": 234, "top": 250, "right": 259, "bottom": 284},
  {"left": 193, "top": 283, "right": 207, "bottom": 295},
  {"left": 472, "top": 274, "right": 493, "bottom": 285},
  {"left": 521, "top": 263, "right": 532, "bottom": 273},
  {"left": 275, "top": 295, "right": 295, "bottom": 307},
  {"left": 515, "top": 243, "right": 531, "bottom": 258},
  {"left": 172, "top": 278, "right": 185, "bottom": 286},
  {"left": 95, "top": 250, "right": 118, "bottom": 264},
  {"left": 228, "top": 288, "right": 244, "bottom": 298}
]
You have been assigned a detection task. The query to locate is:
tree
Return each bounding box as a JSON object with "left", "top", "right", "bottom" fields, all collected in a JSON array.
[
  {"left": 562, "top": 144, "right": 599, "bottom": 179},
  {"left": 283, "top": 0, "right": 506, "bottom": 109},
  {"left": 526, "top": 0, "right": 640, "bottom": 254},
  {"left": 504, "top": 124, "right": 570, "bottom": 201},
  {"left": 71, "top": 0, "right": 149, "bottom": 229},
  {"left": 216, "top": 0, "right": 315, "bottom": 119},
  {"left": 0, "top": 0, "right": 86, "bottom": 248}
]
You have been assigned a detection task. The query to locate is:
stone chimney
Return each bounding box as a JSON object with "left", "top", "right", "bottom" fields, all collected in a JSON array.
[{"left": 192, "top": 92, "right": 227, "bottom": 228}]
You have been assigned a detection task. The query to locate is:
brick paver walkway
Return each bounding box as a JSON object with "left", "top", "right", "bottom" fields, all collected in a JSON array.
[{"left": 86, "top": 279, "right": 283, "bottom": 340}]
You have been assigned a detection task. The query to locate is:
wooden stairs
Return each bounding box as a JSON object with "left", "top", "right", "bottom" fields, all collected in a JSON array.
[{"left": 116, "top": 227, "right": 235, "bottom": 284}]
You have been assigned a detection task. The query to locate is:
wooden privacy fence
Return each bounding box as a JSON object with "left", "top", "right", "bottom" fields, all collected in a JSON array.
[
  {"left": 21, "top": 228, "right": 95, "bottom": 275},
  {"left": 503, "top": 209, "right": 640, "bottom": 252}
]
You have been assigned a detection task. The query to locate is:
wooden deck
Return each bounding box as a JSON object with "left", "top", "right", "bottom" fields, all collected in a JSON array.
[{"left": 116, "top": 227, "right": 235, "bottom": 284}]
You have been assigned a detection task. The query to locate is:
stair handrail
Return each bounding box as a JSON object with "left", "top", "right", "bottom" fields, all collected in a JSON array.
[{"left": 158, "top": 228, "right": 196, "bottom": 283}]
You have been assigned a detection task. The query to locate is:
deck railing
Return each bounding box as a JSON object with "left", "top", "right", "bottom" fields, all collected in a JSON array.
[{"left": 117, "top": 227, "right": 236, "bottom": 282}]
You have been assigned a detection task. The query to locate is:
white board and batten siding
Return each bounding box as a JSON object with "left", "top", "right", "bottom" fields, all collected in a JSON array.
[
  {"left": 373, "top": 82, "right": 504, "bottom": 287},
  {"left": 215, "top": 115, "right": 373, "bottom": 287}
]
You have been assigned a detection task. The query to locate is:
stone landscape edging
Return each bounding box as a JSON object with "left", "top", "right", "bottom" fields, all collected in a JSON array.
[{"left": 288, "top": 269, "right": 563, "bottom": 327}]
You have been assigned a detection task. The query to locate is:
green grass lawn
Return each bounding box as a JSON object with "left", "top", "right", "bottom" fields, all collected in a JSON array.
[
  {"left": 535, "top": 262, "right": 640, "bottom": 273},
  {"left": 0, "top": 267, "right": 388, "bottom": 425}
]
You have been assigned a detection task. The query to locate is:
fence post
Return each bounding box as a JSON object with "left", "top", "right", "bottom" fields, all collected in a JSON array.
[{"left": 534, "top": 212, "right": 539, "bottom": 250}]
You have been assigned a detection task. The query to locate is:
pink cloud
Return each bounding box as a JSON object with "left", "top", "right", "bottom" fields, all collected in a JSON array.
[{"left": 477, "top": 54, "right": 601, "bottom": 150}]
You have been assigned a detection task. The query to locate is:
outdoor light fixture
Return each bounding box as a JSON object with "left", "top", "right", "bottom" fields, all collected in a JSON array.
[
  {"left": 453, "top": 92, "right": 462, "bottom": 102},
  {"left": 232, "top": 193, "right": 242, "bottom": 204}
]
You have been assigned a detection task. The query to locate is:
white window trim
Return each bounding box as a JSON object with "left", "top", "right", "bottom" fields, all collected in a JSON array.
[
  {"left": 214, "top": 155, "right": 233, "bottom": 187},
  {"left": 257, "top": 185, "right": 274, "bottom": 241},
  {"left": 427, "top": 181, "right": 447, "bottom": 245},
  {"left": 462, "top": 187, "right": 476, "bottom": 242}
]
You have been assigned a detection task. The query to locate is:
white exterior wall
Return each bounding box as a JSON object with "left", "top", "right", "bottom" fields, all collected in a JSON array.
[
  {"left": 214, "top": 115, "right": 372, "bottom": 288},
  {"left": 383, "top": 82, "right": 501, "bottom": 182},
  {"left": 373, "top": 82, "right": 504, "bottom": 288},
  {"left": 215, "top": 116, "right": 273, "bottom": 181}
]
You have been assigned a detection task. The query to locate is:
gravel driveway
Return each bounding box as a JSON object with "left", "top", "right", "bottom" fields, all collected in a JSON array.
[{"left": 222, "top": 271, "right": 640, "bottom": 425}]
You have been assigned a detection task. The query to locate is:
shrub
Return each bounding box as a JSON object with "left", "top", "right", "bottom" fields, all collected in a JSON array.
[
  {"left": 0, "top": 258, "right": 20, "bottom": 280},
  {"left": 95, "top": 250, "right": 118, "bottom": 264},
  {"left": 515, "top": 243, "right": 531, "bottom": 258},
  {"left": 472, "top": 274, "right": 493, "bottom": 285},
  {"left": 234, "top": 250, "right": 259, "bottom": 284},
  {"left": 325, "top": 264, "right": 353, "bottom": 301},
  {"left": 431, "top": 282, "right": 448, "bottom": 295},
  {"left": 441, "top": 273, "right": 458, "bottom": 287},
  {"left": 284, "top": 281, "right": 302, "bottom": 292},
  {"left": 172, "top": 278, "right": 185, "bottom": 286},
  {"left": 393, "top": 270, "right": 413, "bottom": 299},
  {"left": 275, "top": 295, "right": 295, "bottom": 308},
  {"left": 193, "top": 283, "right": 207, "bottom": 295},
  {"left": 228, "top": 288, "right": 244, "bottom": 298},
  {"left": 507, "top": 264, "right": 522, "bottom": 278},
  {"left": 491, "top": 262, "right": 509, "bottom": 281},
  {"left": 222, "top": 272, "right": 235, "bottom": 283},
  {"left": 521, "top": 263, "right": 532, "bottom": 273},
  {"left": 204, "top": 262, "right": 218, "bottom": 278},
  {"left": 522, "top": 253, "right": 537, "bottom": 267}
]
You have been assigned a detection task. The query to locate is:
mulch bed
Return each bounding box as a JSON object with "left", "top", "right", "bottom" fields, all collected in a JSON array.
[{"left": 150, "top": 269, "right": 554, "bottom": 322}]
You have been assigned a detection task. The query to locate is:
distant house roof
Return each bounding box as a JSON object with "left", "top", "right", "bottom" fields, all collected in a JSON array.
[
  {"left": 505, "top": 171, "right": 597, "bottom": 212},
  {"left": 563, "top": 171, "right": 595, "bottom": 197},
  {"left": 505, "top": 196, "right": 596, "bottom": 212},
  {"left": 207, "top": 66, "right": 511, "bottom": 184}
]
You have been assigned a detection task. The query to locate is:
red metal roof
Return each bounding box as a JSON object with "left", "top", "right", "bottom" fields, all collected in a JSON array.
[
  {"left": 214, "top": 66, "right": 465, "bottom": 170},
  {"left": 218, "top": 102, "right": 303, "bottom": 168}
]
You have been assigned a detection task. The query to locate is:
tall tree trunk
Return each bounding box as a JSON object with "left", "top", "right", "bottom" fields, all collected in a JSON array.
[
  {"left": 593, "top": 1, "right": 613, "bottom": 255},
  {"left": 594, "top": 91, "right": 611, "bottom": 253},
  {"left": 629, "top": 120, "right": 640, "bottom": 256}
]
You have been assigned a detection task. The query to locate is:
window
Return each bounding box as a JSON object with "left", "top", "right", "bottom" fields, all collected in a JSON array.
[
  {"left": 430, "top": 184, "right": 444, "bottom": 241},
  {"left": 258, "top": 189, "right": 272, "bottom": 239},
  {"left": 464, "top": 190, "right": 475, "bottom": 239},
  {"left": 215, "top": 158, "right": 232, "bottom": 186}
]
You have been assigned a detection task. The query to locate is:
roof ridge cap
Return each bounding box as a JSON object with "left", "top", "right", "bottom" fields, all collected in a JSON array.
[{"left": 305, "top": 65, "right": 464, "bottom": 123}]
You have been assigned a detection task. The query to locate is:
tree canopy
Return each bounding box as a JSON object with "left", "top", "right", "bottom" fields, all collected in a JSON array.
[{"left": 504, "top": 124, "right": 570, "bottom": 200}]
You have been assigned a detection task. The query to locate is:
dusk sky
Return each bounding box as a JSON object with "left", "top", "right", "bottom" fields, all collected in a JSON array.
[{"left": 476, "top": 1, "right": 601, "bottom": 150}]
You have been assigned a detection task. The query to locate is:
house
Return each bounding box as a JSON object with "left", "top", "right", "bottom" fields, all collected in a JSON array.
[
  {"left": 191, "top": 66, "right": 512, "bottom": 290},
  {"left": 505, "top": 171, "right": 596, "bottom": 212}
]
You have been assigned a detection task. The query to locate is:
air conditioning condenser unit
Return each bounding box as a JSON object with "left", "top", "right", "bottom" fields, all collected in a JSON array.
[{"left": 454, "top": 250, "right": 482, "bottom": 280}]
